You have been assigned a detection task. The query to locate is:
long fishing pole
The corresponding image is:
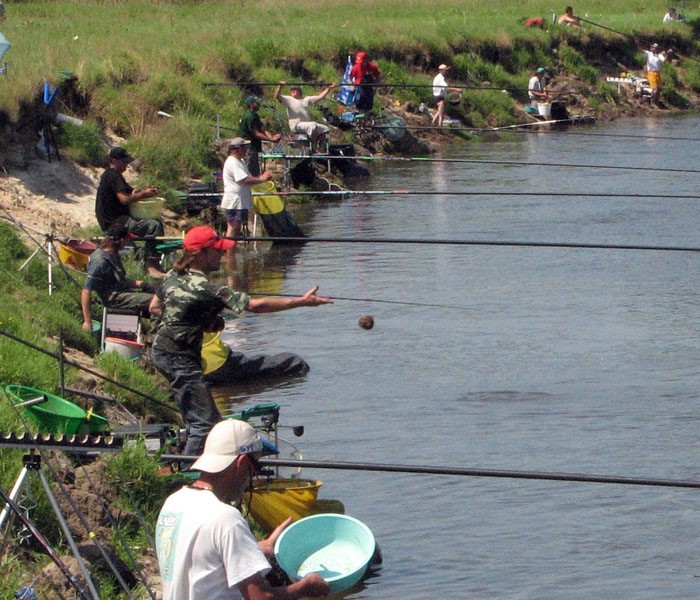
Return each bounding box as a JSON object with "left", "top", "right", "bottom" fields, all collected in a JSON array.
[
  {"left": 159, "top": 454, "right": 700, "bottom": 491},
  {"left": 231, "top": 235, "right": 700, "bottom": 254},
  {"left": 261, "top": 153, "right": 700, "bottom": 175},
  {"left": 250, "top": 292, "right": 472, "bottom": 311},
  {"left": 578, "top": 16, "right": 631, "bottom": 38},
  {"left": 204, "top": 81, "right": 571, "bottom": 94},
  {"left": 0, "top": 329, "right": 175, "bottom": 412},
  {"left": 259, "top": 190, "right": 700, "bottom": 201}
]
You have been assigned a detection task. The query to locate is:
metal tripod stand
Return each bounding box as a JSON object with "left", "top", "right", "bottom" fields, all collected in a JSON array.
[{"left": 0, "top": 452, "right": 100, "bottom": 599}]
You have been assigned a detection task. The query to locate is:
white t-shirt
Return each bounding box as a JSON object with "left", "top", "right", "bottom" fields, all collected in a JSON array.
[
  {"left": 156, "top": 487, "right": 271, "bottom": 600},
  {"left": 221, "top": 155, "right": 253, "bottom": 210},
  {"left": 432, "top": 73, "right": 447, "bottom": 98},
  {"left": 642, "top": 50, "right": 665, "bottom": 72},
  {"left": 278, "top": 94, "right": 321, "bottom": 128},
  {"left": 528, "top": 75, "right": 545, "bottom": 99}
]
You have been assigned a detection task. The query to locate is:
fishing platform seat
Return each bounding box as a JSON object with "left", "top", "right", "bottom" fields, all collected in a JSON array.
[{"left": 100, "top": 306, "right": 143, "bottom": 351}]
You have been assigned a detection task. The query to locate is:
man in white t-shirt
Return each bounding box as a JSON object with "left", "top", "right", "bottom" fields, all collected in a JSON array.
[
  {"left": 431, "top": 64, "right": 459, "bottom": 127},
  {"left": 156, "top": 419, "right": 330, "bottom": 600},
  {"left": 275, "top": 81, "right": 335, "bottom": 153},
  {"left": 221, "top": 137, "right": 274, "bottom": 239},
  {"left": 528, "top": 67, "right": 548, "bottom": 107}
]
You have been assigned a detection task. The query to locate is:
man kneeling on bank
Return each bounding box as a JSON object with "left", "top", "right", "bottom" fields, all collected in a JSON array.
[{"left": 156, "top": 419, "right": 330, "bottom": 600}]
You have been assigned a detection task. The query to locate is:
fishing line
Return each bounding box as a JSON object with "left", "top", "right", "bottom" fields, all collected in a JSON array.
[
  {"left": 159, "top": 454, "right": 700, "bottom": 491},
  {"left": 261, "top": 153, "right": 700, "bottom": 175},
  {"left": 250, "top": 292, "right": 472, "bottom": 311},
  {"left": 0, "top": 329, "right": 175, "bottom": 412},
  {"left": 233, "top": 235, "right": 700, "bottom": 254}
]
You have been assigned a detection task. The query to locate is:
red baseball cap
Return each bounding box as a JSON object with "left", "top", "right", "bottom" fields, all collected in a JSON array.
[{"left": 183, "top": 226, "right": 235, "bottom": 251}]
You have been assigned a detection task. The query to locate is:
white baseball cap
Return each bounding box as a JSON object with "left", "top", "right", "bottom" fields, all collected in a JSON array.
[{"left": 191, "top": 419, "right": 276, "bottom": 473}]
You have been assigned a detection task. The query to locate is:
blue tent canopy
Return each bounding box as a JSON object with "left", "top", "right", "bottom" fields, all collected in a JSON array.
[{"left": 0, "top": 32, "right": 11, "bottom": 60}]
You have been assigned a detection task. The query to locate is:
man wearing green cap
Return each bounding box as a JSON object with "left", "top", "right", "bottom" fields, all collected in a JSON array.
[
  {"left": 528, "top": 67, "right": 549, "bottom": 107},
  {"left": 238, "top": 95, "right": 281, "bottom": 176}
]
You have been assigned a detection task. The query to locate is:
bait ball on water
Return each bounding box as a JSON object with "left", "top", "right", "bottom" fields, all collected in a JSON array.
[{"left": 359, "top": 315, "right": 374, "bottom": 330}]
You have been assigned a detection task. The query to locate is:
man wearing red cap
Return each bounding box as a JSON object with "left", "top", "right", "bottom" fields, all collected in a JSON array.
[{"left": 149, "top": 226, "right": 332, "bottom": 456}]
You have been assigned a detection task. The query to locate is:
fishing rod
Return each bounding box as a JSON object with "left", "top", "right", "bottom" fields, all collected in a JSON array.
[
  {"left": 0, "top": 483, "right": 94, "bottom": 600},
  {"left": 231, "top": 235, "right": 700, "bottom": 254},
  {"left": 159, "top": 454, "right": 700, "bottom": 491},
  {"left": 578, "top": 16, "right": 631, "bottom": 38},
  {"left": 205, "top": 80, "right": 575, "bottom": 94},
  {"left": 0, "top": 328, "right": 175, "bottom": 412},
  {"left": 250, "top": 292, "right": 472, "bottom": 312},
  {"left": 261, "top": 153, "right": 700, "bottom": 175},
  {"left": 257, "top": 190, "right": 700, "bottom": 201},
  {"left": 488, "top": 127, "right": 700, "bottom": 142}
]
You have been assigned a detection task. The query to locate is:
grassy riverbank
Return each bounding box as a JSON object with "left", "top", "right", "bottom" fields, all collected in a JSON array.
[{"left": 2, "top": 0, "right": 699, "bottom": 188}]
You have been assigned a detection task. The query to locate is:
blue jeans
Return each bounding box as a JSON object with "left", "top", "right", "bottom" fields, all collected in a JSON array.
[{"left": 151, "top": 346, "right": 220, "bottom": 456}]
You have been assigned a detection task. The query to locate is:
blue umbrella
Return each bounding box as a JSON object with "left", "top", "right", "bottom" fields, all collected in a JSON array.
[{"left": 0, "top": 32, "right": 11, "bottom": 60}]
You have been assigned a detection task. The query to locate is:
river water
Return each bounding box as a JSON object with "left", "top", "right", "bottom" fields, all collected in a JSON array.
[{"left": 215, "top": 116, "right": 700, "bottom": 599}]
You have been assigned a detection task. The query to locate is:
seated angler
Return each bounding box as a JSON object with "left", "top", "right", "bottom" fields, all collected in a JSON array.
[
  {"left": 275, "top": 81, "right": 335, "bottom": 153},
  {"left": 95, "top": 146, "right": 164, "bottom": 277},
  {"left": 81, "top": 222, "right": 158, "bottom": 331}
]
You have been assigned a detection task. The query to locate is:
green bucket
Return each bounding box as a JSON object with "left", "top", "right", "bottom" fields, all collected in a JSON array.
[{"left": 5, "top": 385, "right": 109, "bottom": 435}]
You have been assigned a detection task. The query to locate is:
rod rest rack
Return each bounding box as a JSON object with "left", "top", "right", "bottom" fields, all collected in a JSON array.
[{"left": 0, "top": 431, "right": 123, "bottom": 452}]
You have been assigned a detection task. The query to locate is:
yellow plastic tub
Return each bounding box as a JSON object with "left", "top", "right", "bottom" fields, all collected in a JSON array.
[
  {"left": 57, "top": 239, "right": 96, "bottom": 270},
  {"left": 129, "top": 197, "right": 164, "bottom": 220}
]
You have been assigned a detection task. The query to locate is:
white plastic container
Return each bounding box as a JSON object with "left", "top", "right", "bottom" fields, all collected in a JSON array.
[{"left": 537, "top": 102, "right": 552, "bottom": 117}]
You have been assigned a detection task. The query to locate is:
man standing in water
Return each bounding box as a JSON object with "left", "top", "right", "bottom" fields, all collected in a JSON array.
[
  {"left": 220, "top": 137, "right": 274, "bottom": 239},
  {"left": 149, "top": 226, "right": 331, "bottom": 456}
]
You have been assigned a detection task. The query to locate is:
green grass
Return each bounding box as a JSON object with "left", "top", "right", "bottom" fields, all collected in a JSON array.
[{"left": 1, "top": 1, "right": 697, "bottom": 187}]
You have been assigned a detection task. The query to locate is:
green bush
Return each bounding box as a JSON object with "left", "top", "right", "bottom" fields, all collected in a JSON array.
[{"left": 57, "top": 120, "right": 105, "bottom": 165}]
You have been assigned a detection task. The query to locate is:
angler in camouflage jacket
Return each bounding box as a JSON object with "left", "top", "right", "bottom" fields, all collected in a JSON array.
[{"left": 149, "top": 226, "right": 331, "bottom": 456}]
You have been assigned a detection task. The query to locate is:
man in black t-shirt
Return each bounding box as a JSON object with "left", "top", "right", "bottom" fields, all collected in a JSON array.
[{"left": 95, "top": 147, "right": 164, "bottom": 276}]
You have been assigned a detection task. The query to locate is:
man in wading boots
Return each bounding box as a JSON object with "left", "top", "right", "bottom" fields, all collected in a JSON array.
[
  {"left": 148, "top": 226, "right": 331, "bottom": 457},
  {"left": 81, "top": 222, "right": 158, "bottom": 331},
  {"left": 95, "top": 146, "right": 165, "bottom": 278}
]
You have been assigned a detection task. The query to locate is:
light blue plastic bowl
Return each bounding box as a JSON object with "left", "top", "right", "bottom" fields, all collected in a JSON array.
[{"left": 274, "top": 513, "right": 376, "bottom": 593}]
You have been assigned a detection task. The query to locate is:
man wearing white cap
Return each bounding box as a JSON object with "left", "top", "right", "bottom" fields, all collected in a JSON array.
[
  {"left": 221, "top": 137, "right": 274, "bottom": 239},
  {"left": 431, "top": 64, "right": 459, "bottom": 127},
  {"left": 641, "top": 43, "right": 673, "bottom": 104},
  {"left": 156, "top": 419, "right": 330, "bottom": 600}
]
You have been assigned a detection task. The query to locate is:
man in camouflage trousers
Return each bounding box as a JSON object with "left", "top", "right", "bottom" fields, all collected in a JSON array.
[{"left": 149, "top": 226, "right": 331, "bottom": 456}]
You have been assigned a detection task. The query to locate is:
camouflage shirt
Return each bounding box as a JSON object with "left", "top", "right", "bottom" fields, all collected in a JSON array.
[{"left": 152, "top": 269, "right": 249, "bottom": 355}]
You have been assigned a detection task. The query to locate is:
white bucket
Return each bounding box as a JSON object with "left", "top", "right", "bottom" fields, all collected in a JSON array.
[
  {"left": 104, "top": 336, "right": 144, "bottom": 360},
  {"left": 537, "top": 102, "right": 552, "bottom": 117}
]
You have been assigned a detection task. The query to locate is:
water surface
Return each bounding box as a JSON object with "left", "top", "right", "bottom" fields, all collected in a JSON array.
[{"left": 217, "top": 116, "right": 700, "bottom": 599}]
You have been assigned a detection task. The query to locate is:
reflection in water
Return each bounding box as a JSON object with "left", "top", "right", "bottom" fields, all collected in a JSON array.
[{"left": 209, "top": 242, "right": 310, "bottom": 414}]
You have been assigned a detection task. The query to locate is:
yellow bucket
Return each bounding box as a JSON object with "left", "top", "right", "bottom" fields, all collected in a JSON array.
[
  {"left": 57, "top": 239, "right": 96, "bottom": 270},
  {"left": 249, "top": 479, "right": 322, "bottom": 532}
]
